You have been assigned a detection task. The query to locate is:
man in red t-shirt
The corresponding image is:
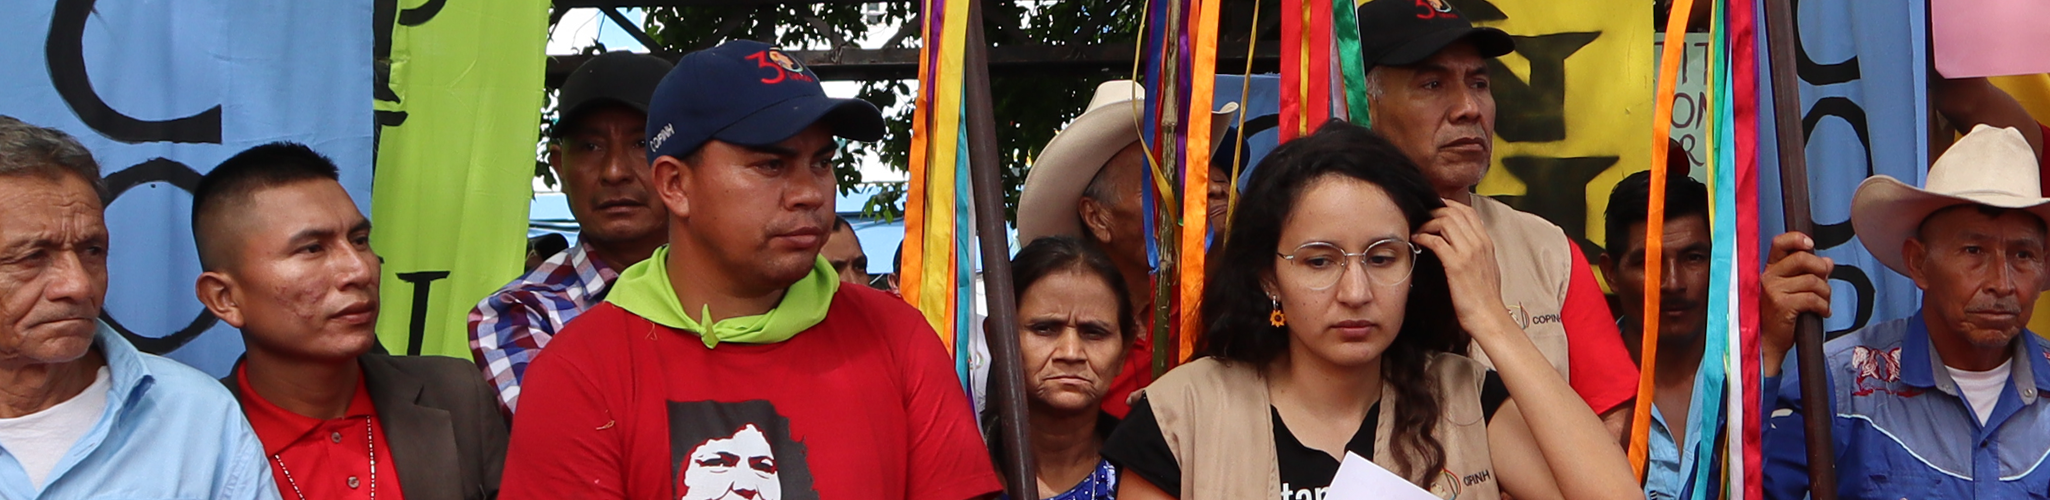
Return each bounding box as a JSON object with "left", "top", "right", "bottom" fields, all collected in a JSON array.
[{"left": 499, "top": 40, "right": 1000, "bottom": 500}]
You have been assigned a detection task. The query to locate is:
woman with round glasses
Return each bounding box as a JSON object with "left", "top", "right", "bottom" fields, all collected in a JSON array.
[{"left": 1100, "top": 122, "right": 1638, "bottom": 500}]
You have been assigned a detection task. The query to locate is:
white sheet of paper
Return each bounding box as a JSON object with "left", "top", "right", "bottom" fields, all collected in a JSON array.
[{"left": 1324, "top": 451, "right": 1444, "bottom": 500}]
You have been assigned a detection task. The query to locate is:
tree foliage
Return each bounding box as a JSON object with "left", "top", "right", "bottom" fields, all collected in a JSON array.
[{"left": 614, "top": 0, "right": 1146, "bottom": 222}]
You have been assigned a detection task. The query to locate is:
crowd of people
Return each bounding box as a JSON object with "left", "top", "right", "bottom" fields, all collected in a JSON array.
[{"left": 1, "top": 0, "right": 2047, "bottom": 499}]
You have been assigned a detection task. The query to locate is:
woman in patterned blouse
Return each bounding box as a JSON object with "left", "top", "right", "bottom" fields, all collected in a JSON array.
[{"left": 993, "top": 236, "right": 1137, "bottom": 500}]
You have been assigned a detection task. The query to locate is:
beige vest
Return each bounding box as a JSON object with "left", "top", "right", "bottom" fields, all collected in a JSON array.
[
  {"left": 1468, "top": 196, "right": 1574, "bottom": 382},
  {"left": 1144, "top": 356, "right": 1501, "bottom": 500}
]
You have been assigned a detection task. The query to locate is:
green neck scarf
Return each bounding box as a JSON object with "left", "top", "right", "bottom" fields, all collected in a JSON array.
[{"left": 605, "top": 245, "right": 838, "bottom": 348}]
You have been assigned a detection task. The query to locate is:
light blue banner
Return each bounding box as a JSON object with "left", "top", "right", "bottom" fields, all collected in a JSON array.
[
  {"left": 1755, "top": 0, "right": 1929, "bottom": 336},
  {"left": 1213, "top": 74, "right": 1284, "bottom": 187},
  {"left": 0, "top": 0, "right": 375, "bottom": 376}
]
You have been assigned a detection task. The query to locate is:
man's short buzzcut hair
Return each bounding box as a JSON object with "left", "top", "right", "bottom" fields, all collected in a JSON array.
[
  {"left": 0, "top": 115, "right": 104, "bottom": 198},
  {"left": 190, "top": 142, "right": 344, "bottom": 270},
  {"left": 1604, "top": 165, "right": 1710, "bottom": 256}
]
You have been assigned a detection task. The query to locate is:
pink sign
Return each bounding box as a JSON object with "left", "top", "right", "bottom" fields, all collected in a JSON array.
[{"left": 1932, "top": 0, "right": 2050, "bottom": 78}]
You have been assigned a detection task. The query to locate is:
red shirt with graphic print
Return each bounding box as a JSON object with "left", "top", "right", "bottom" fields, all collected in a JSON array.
[{"left": 500, "top": 285, "right": 1000, "bottom": 500}]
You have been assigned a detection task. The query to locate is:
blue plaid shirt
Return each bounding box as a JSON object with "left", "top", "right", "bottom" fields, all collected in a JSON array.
[
  {"left": 1763, "top": 312, "right": 2050, "bottom": 499},
  {"left": 468, "top": 242, "right": 619, "bottom": 413}
]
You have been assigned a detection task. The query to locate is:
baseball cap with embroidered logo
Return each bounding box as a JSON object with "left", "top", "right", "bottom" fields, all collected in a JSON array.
[
  {"left": 644, "top": 39, "right": 886, "bottom": 163},
  {"left": 1355, "top": 0, "right": 1516, "bottom": 72}
]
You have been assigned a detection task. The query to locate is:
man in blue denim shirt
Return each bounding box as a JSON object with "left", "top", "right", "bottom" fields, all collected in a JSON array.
[
  {"left": 0, "top": 116, "right": 276, "bottom": 499},
  {"left": 1760, "top": 125, "right": 2050, "bottom": 499},
  {"left": 1600, "top": 168, "right": 1721, "bottom": 500}
]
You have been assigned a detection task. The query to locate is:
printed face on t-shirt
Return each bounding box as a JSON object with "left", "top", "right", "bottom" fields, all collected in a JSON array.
[
  {"left": 669, "top": 399, "right": 819, "bottom": 500},
  {"left": 681, "top": 424, "right": 781, "bottom": 500}
]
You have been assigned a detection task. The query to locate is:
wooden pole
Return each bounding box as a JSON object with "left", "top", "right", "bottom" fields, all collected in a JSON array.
[
  {"left": 962, "top": 1, "right": 1037, "bottom": 497},
  {"left": 1151, "top": 0, "right": 1185, "bottom": 380},
  {"left": 1760, "top": 0, "right": 1837, "bottom": 496}
]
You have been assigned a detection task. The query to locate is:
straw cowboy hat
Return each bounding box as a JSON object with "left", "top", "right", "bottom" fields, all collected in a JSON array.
[
  {"left": 1016, "top": 80, "right": 1240, "bottom": 243},
  {"left": 1852, "top": 124, "right": 2050, "bottom": 277}
]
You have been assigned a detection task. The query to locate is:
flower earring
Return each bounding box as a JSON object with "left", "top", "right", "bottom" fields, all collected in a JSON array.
[{"left": 1268, "top": 297, "right": 1286, "bottom": 327}]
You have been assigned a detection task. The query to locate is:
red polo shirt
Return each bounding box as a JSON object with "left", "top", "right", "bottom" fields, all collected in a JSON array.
[{"left": 237, "top": 365, "right": 405, "bottom": 500}]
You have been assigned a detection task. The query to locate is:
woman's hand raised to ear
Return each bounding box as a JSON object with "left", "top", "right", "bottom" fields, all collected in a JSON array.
[
  {"left": 1418, "top": 200, "right": 1640, "bottom": 500},
  {"left": 1413, "top": 201, "right": 1510, "bottom": 334}
]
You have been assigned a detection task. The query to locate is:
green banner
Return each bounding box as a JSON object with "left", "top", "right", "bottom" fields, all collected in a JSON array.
[{"left": 370, "top": 0, "right": 548, "bottom": 358}]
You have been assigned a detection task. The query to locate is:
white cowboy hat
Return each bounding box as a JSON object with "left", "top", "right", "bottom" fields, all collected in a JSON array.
[
  {"left": 1015, "top": 80, "right": 1240, "bottom": 243},
  {"left": 1852, "top": 124, "right": 2050, "bottom": 277}
]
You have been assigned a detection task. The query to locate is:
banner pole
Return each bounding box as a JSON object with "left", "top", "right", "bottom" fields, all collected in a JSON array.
[
  {"left": 962, "top": 1, "right": 1036, "bottom": 497},
  {"left": 1761, "top": 0, "right": 1838, "bottom": 496}
]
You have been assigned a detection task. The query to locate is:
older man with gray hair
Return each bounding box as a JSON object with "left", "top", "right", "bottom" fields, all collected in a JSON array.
[
  {"left": 1760, "top": 125, "right": 2050, "bottom": 498},
  {"left": 0, "top": 116, "right": 276, "bottom": 499},
  {"left": 1352, "top": 0, "right": 1641, "bottom": 438}
]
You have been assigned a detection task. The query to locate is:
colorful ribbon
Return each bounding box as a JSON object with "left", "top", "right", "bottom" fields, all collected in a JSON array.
[
  {"left": 1630, "top": 0, "right": 1698, "bottom": 477},
  {"left": 905, "top": 0, "right": 978, "bottom": 389},
  {"left": 1732, "top": 0, "right": 1765, "bottom": 495},
  {"left": 1180, "top": 0, "right": 1223, "bottom": 362}
]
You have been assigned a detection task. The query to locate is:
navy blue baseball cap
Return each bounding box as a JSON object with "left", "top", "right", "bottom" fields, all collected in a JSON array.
[{"left": 645, "top": 40, "right": 886, "bottom": 163}]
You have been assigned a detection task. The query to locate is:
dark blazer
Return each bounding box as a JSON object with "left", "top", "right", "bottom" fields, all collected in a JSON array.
[{"left": 226, "top": 353, "right": 508, "bottom": 500}]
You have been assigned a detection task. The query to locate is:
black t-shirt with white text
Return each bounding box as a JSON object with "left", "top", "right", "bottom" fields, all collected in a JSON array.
[{"left": 1101, "top": 371, "right": 1507, "bottom": 497}]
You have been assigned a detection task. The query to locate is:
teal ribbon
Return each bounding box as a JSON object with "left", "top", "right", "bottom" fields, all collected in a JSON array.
[
  {"left": 953, "top": 102, "right": 975, "bottom": 395},
  {"left": 1686, "top": 2, "right": 1738, "bottom": 496}
]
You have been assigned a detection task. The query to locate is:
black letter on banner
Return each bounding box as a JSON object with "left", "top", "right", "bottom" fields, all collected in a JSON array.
[
  {"left": 373, "top": 0, "right": 406, "bottom": 126},
  {"left": 1790, "top": 0, "right": 1861, "bottom": 86},
  {"left": 1488, "top": 32, "right": 1600, "bottom": 143},
  {"left": 373, "top": 0, "right": 441, "bottom": 130},
  {"left": 97, "top": 158, "right": 219, "bottom": 354},
  {"left": 1498, "top": 155, "right": 1617, "bottom": 262},
  {"left": 399, "top": 0, "right": 446, "bottom": 25},
  {"left": 1217, "top": 114, "right": 1279, "bottom": 164},
  {"left": 1826, "top": 264, "right": 1876, "bottom": 339},
  {"left": 397, "top": 271, "right": 451, "bottom": 355},
  {"left": 1799, "top": 97, "right": 1872, "bottom": 250},
  {"left": 46, "top": 0, "right": 222, "bottom": 144}
]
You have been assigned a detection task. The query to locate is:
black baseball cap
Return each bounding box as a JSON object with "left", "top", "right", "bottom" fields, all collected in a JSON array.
[
  {"left": 1356, "top": 0, "right": 1515, "bottom": 72},
  {"left": 554, "top": 52, "right": 674, "bottom": 138},
  {"left": 645, "top": 40, "right": 885, "bottom": 163}
]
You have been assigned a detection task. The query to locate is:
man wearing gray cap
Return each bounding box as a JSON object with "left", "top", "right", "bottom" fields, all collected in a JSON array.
[{"left": 469, "top": 52, "right": 674, "bottom": 414}]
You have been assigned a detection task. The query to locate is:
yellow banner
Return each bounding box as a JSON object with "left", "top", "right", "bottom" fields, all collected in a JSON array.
[
  {"left": 1465, "top": 0, "right": 1654, "bottom": 254},
  {"left": 1988, "top": 75, "right": 2050, "bottom": 337},
  {"left": 369, "top": 0, "right": 549, "bottom": 358}
]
